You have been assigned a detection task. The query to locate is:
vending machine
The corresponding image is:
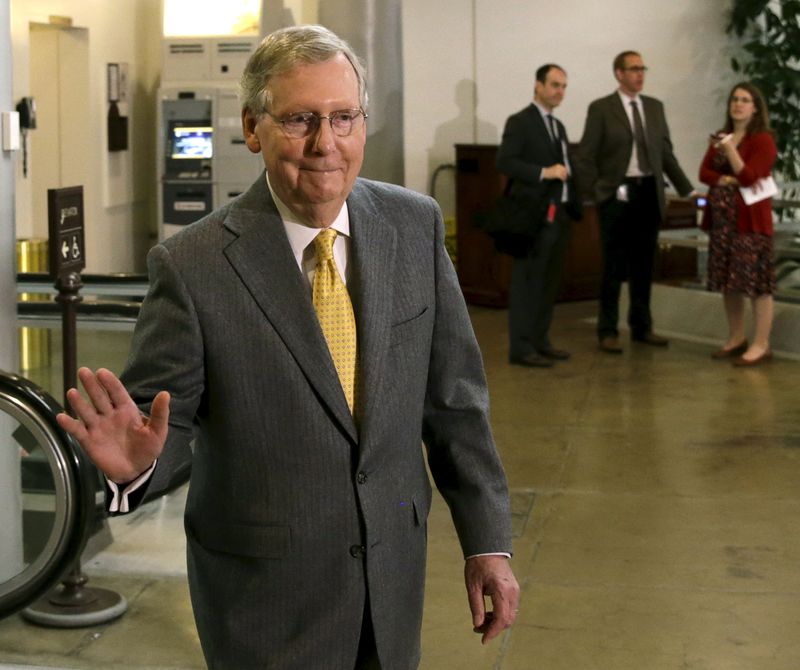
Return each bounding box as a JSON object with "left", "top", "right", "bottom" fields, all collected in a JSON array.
[{"left": 157, "top": 37, "right": 263, "bottom": 239}]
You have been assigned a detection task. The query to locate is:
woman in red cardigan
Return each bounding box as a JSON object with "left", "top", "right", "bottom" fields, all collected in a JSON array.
[{"left": 699, "top": 81, "right": 778, "bottom": 366}]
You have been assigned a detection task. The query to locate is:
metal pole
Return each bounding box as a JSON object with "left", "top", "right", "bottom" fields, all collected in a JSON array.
[
  {"left": 22, "top": 271, "right": 128, "bottom": 627},
  {"left": 56, "top": 271, "right": 82, "bottom": 408}
]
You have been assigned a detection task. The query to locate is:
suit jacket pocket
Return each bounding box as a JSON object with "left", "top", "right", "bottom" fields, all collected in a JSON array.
[
  {"left": 188, "top": 519, "right": 292, "bottom": 559},
  {"left": 390, "top": 306, "right": 429, "bottom": 348}
]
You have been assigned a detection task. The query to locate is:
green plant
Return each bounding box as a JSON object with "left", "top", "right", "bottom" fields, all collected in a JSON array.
[{"left": 727, "top": 0, "right": 800, "bottom": 181}]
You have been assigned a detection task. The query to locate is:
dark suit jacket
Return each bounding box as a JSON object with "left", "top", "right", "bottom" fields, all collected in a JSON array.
[
  {"left": 496, "top": 103, "right": 582, "bottom": 221},
  {"left": 120, "top": 174, "right": 512, "bottom": 670},
  {"left": 575, "top": 92, "right": 693, "bottom": 219}
]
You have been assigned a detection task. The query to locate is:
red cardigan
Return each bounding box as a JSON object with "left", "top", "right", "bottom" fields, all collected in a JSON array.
[{"left": 699, "top": 131, "right": 778, "bottom": 235}]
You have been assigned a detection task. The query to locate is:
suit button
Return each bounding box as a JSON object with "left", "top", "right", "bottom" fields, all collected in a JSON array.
[
  {"left": 349, "top": 544, "right": 365, "bottom": 558},
  {"left": 356, "top": 471, "right": 367, "bottom": 484}
]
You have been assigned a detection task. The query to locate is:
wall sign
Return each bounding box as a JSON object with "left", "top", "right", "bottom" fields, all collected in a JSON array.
[{"left": 47, "top": 186, "right": 85, "bottom": 279}]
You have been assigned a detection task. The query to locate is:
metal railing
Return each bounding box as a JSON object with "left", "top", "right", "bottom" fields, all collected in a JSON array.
[{"left": 0, "top": 371, "right": 96, "bottom": 618}]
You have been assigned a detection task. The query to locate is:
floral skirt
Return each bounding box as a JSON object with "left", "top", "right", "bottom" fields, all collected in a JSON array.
[{"left": 706, "top": 186, "right": 775, "bottom": 297}]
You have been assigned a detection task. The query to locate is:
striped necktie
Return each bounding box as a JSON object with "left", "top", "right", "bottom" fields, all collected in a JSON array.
[{"left": 312, "top": 228, "right": 358, "bottom": 413}]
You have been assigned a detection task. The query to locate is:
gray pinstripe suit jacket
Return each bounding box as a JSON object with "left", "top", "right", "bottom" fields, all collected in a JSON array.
[{"left": 120, "top": 174, "right": 512, "bottom": 669}]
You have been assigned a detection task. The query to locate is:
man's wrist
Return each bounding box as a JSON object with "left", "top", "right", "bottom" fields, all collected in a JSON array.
[{"left": 465, "top": 552, "right": 512, "bottom": 560}]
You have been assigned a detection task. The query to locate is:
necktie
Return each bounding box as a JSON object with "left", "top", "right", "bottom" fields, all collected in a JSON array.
[
  {"left": 547, "top": 114, "right": 564, "bottom": 161},
  {"left": 312, "top": 229, "right": 358, "bottom": 413},
  {"left": 630, "top": 101, "right": 652, "bottom": 173},
  {"left": 547, "top": 114, "right": 566, "bottom": 203}
]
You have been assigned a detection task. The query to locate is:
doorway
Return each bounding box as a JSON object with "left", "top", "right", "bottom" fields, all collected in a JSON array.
[{"left": 27, "top": 23, "right": 90, "bottom": 238}]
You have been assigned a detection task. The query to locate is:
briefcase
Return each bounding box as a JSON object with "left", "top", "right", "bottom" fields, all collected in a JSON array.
[{"left": 473, "top": 182, "right": 544, "bottom": 258}]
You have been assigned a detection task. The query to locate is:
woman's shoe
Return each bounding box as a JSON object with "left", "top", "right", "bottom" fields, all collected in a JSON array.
[
  {"left": 711, "top": 341, "right": 748, "bottom": 359},
  {"left": 732, "top": 349, "right": 773, "bottom": 367}
]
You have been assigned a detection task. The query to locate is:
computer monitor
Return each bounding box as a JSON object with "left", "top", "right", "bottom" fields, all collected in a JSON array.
[{"left": 170, "top": 125, "right": 213, "bottom": 159}]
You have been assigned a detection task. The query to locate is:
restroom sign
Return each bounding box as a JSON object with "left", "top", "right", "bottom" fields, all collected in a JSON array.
[{"left": 47, "top": 185, "right": 85, "bottom": 279}]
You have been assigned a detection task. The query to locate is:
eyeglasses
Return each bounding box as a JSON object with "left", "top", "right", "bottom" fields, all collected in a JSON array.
[
  {"left": 268, "top": 109, "right": 368, "bottom": 138},
  {"left": 730, "top": 96, "right": 753, "bottom": 104},
  {"left": 622, "top": 66, "right": 648, "bottom": 73}
]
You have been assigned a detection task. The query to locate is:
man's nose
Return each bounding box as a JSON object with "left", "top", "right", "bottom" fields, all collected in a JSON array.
[{"left": 311, "top": 117, "right": 337, "bottom": 153}]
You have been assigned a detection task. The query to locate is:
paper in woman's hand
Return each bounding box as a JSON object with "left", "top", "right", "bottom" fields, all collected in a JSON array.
[{"left": 739, "top": 176, "right": 778, "bottom": 205}]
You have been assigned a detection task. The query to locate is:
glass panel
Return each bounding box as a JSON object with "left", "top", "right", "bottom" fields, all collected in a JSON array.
[
  {"left": 18, "top": 420, "right": 57, "bottom": 567},
  {"left": 0, "top": 412, "right": 24, "bottom": 584},
  {"left": 0, "top": 386, "right": 73, "bottom": 611}
]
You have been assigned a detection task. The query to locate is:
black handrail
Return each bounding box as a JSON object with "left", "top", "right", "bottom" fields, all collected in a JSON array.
[
  {"left": 18, "top": 300, "right": 141, "bottom": 319},
  {"left": 17, "top": 272, "right": 148, "bottom": 285},
  {"left": 0, "top": 371, "right": 96, "bottom": 618}
]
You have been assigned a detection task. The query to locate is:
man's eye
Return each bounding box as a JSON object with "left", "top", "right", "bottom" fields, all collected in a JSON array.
[
  {"left": 334, "top": 112, "right": 355, "bottom": 122},
  {"left": 285, "top": 113, "right": 313, "bottom": 125}
]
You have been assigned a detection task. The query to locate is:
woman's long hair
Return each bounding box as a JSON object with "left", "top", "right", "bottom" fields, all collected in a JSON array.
[{"left": 721, "top": 81, "right": 773, "bottom": 136}]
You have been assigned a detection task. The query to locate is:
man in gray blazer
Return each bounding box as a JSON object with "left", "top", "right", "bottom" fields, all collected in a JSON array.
[
  {"left": 56, "top": 25, "right": 518, "bottom": 670},
  {"left": 575, "top": 50, "right": 693, "bottom": 353}
]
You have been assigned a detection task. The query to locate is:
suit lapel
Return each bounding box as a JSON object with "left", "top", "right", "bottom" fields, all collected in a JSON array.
[
  {"left": 346, "top": 181, "right": 397, "bottom": 446},
  {"left": 610, "top": 93, "right": 633, "bottom": 139},
  {"left": 221, "top": 176, "right": 358, "bottom": 442},
  {"left": 642, "top": 96, "right": 659, "bottom": 159}
]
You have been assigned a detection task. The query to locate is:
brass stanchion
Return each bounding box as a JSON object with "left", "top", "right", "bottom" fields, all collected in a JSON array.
[{"left": 17, "top": 238, "right": 52, "bottom": 370}]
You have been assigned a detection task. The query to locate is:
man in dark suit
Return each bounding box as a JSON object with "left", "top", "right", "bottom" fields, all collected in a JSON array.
[
  {"left": 56, "top": 25, "right": 519, "bottom": 670},
  {"left": 496, "top": 64, "right": 582, "bottom": 368},
  {"left": 575, "top": 50, "right": 694, "bottom": 353}
]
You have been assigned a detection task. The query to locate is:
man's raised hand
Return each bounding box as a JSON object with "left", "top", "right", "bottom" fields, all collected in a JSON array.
[{"left": 56, "top": 367, "right": 169, "bottom": 483}]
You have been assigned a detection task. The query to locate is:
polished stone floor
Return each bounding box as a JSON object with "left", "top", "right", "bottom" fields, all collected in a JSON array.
[{"left": 2, "top": 299, "right": 800, "bottom": 669}]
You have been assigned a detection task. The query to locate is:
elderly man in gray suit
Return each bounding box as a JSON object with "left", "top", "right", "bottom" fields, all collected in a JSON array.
[
  {"left": 575, "top": 50, "right": 694, "bottom": 354},
  {"left": 56, "top": 25, "right": 519, "bottom": 670}
]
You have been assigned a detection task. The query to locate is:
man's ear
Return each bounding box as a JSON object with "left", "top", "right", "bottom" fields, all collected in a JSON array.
[{"left": 242, "top": 109, "right": 261, "bottom": 154}]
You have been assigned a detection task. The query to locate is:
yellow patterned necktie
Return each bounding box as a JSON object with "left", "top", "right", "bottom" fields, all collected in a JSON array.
[{"left": 312, "top": 228, "right": 358, "bottom": 413}]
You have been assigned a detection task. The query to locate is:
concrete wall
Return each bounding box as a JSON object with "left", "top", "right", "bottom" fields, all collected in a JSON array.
[
  {"left": 403, "top": 1, "right": 739, "bottom": 218},
  {"left": 12, "top": 0, "right": 162, "bottom": 273}
]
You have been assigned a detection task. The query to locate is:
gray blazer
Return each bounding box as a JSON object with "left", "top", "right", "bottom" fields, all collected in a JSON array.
[
  {"left": 575, "top": 92, "right": 693, "bottom": 218},
  {"left": 120, "top": 174, "right": 512, "bottom": 670}
]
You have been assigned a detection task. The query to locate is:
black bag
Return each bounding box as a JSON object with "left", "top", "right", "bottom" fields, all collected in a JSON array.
[{"left": 473, "top": 182, "right": 545, "bottom": 258}]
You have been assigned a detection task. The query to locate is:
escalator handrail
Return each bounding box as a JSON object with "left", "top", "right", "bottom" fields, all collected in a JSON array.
[
  {"left": 0, "top": 371, "right": 96, "bottom": 617},
  {"left": 17, "top": 300, "right": 141, "bottom": 319},
  {"left": 17, "top": 273, "right": 149, "bottom": 300},
  {"left": 17, "top": 272, "right": 148, "bottom": 285}
]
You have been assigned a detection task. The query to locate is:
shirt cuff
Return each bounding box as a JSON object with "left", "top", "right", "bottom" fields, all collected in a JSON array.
[
  {"left": 106, "top": 460, "right": 157, "bottom": 513},
  {"left": 465, "top": 552, "right": 512, "bottom": 559}
]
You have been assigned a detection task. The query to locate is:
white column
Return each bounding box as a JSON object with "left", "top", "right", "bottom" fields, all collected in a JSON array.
[{"left": 0, "top": 0, "right": 25, "bottom": 583}]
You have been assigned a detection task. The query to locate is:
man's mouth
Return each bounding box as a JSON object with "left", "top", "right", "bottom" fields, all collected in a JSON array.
[{"left": 301, "top": 166, "right": 341, "bottom": 173}]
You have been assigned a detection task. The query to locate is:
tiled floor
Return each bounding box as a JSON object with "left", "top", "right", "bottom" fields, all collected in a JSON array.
[{"left": 2, "top": 299, "right": 800, "bottom": 669}]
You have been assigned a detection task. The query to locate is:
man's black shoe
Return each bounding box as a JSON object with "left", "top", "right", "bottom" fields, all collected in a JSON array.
[{"left": 510, "top": 353, "right": 554, "bottom": 368}]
